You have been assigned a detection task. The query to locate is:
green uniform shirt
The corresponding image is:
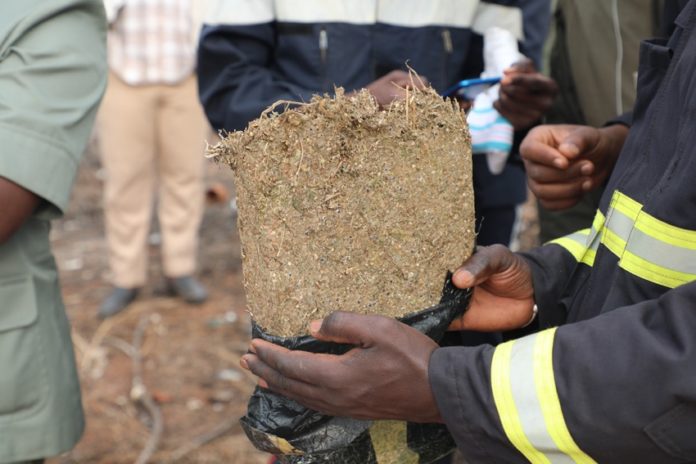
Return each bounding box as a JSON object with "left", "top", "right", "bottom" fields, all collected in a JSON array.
[{"left": 0, "top": 1, "right": 106, "bottom": 461}]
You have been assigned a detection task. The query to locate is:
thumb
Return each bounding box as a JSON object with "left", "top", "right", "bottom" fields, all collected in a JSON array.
[
  {"left": 452, "top": 245, "right": 514, "bottom": 289},
  {"left": 558, "top": 127, "right": 600, "bottom": 160},
  {"left": 310, "top": 311, "right": 381, "bottom": 347}
]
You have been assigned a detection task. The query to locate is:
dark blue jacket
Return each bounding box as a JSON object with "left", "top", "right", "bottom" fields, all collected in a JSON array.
[
  {"left": 198, "top": 0, "right": 550, "bottom": 209},
  {"left": 431, "top": 2, "right": 696, "bottom": 462}
]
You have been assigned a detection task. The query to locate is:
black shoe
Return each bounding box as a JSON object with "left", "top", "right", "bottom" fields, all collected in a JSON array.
[
  {"left": 166, "top": 276, "right": 208, "bottom": 304},
  {"left": 99, "top": 287, "right": 139, "bottom": 318}
]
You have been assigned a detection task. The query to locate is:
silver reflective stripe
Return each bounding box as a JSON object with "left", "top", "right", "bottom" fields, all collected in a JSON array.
[
  {"left": 548, "top": 191, "right": 696, "bottom": 287},
  {"left": 626, "top": 227, "right": 696, "bottom": 274},
  {"left": 491, "top": 330, "right": 597, "bottom": 464},
  {"left": 604, "top": 207, "right": 634, "bottom": 246},
  {"left": 508, "top": 336, "right": 577, "bottom": 464}
]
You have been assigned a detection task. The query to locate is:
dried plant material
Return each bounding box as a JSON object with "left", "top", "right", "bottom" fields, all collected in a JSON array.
[{"left": 210, "top": 88, "right": 474, "bottom": 337}]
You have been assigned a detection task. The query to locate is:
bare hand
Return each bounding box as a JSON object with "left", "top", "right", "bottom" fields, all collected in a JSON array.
[
  {"left": 521, "top": 123, "right": 629, "bottom": 210},
  {"left": 364, "top": 70, "right": 429, "bottom": 108},
  {"left": 240, "top": 311, "right": 442, "bottom": 423},
  {"left": 494, "top": 59, "right": 558, "bottom": 130},
  {"left": 449, "top": 245, "right": 535, "bottom": 332}
]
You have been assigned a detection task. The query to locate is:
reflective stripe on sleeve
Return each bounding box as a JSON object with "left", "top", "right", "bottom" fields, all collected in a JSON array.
[
  {"left": 545, "top": 191, "right": 696, "bottom": 288},
  {"left": 491, "top": 329, "right": 597, "bottom": 464}
]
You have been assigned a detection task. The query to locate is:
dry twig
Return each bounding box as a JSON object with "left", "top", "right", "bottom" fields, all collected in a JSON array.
[{"left": 169, "top": 418, "right": 242, "bottom": 462}]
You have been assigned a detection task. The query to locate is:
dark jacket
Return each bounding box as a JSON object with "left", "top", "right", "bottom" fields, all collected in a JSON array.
[
  {"left": 430, "top": 2, "right": 696, "bottom": 462},
  {"left": 198, "top": 0, "right": 549, "bottom": 216}
]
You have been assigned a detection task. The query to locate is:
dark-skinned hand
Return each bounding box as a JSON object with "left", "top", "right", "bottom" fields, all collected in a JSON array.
[
  {"left": 448, "top": 245, "right": 535, "bottom": 332},
  {"left": 494, "top": 59, "right": 558, "bottom": 130},
  {"left": 521, "top": 123, "right": 629, "bottom": 210},
  {"left": 240, "top": 311, "right": 443, "bottom": 423},
  {"left": 364, "top": 70, "right": 429, "bottom": 108}
]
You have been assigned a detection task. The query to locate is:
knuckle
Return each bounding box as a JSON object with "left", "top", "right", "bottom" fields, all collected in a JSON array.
[{"left": 321, "top": 311, "right": 345, "bottom": 335}]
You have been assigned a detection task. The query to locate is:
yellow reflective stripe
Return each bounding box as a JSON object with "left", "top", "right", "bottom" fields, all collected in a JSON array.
[
  {"left": 533, "top": 329, "right": 596, "bottom": 464},
  {"left": 612, "top": 191, "right": 642, "bottom": 220},
  {"left": 590, "top": 209, "right": 605, "bottom": 233},
  {"left": 550, "top": 236, "right": 586, "bottom": 262},
  {"left": 549, "top": 229, "right": 599, "bottom": 266},
  {"left": 579, "top": 248, "right": 597, "bottom": 267},
  {"left": 491, "top": 341, "right": 550, "bottom": 464},
  {"left": 620, "top": 250, "right": 696, "bottom": 288},
  {"left": 543, "top": 190, "right": 696, "bottom": 287},
  {"left": 600, "top": 226, "right": 626, "bottom": 258},
  {"left": 635, "top": 211, "right": 696, "bottom": 250}
]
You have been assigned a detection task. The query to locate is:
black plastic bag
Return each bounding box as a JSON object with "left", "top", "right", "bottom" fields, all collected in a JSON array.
[{"left": 240, "top": 273, "right": 471, "bottom": 464}]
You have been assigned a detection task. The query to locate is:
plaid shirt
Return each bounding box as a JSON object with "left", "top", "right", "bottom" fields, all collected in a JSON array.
[{"left": 107, "top": 0, "right": 195, "bottom": 85}]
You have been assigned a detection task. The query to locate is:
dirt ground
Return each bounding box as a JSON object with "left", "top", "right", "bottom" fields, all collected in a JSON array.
[
  {"left": 48, "top": 140, "right": 268, "bottom": 464},
  {"left": 46, "top": 140, "right": 538, "bottom": 464}
]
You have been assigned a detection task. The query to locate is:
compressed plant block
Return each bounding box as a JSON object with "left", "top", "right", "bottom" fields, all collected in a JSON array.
[{"left": 211, "top": 88, "right": 475, "bottom": 337}]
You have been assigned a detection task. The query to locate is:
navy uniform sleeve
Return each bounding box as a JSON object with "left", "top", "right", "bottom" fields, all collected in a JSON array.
[
  {"left": 0, "top": 0, "right": 107, "bottom": 219},
  {"left": 197, "top": 0, "right": 318, "bottom": 131},
  {"left": 430, "top": 280, "right": 696, "bottom": 463}
]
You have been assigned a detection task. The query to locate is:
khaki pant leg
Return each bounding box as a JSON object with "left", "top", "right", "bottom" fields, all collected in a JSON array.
[
  {"left": 98, "top": 73, "right": 157, "bottom": 288},
  {"left": 155, "top": 76, "right": 207, "bottom": 278}
]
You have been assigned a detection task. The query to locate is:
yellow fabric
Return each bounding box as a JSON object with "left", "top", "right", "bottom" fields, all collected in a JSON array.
[
  {"left": 491, "top": 330, "right": 597, "bottom": 463},
  {"left": 491, "top": 341, "right": 551, "bottom": 464},
  {"left": 534, "top": 329, "right": 596, "bottom": 464},
  {"left": 550, "top": 190, "right": 696, "bottom": 288}
]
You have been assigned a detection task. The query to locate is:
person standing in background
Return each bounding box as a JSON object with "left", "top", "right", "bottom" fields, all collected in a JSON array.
[
  {"left": 535, "top": 0, "right": 663, "bottom": 243},
  {"left": 98, "top": 0, "right": 210, "bottom": 318},
  {"left": 0, "top": 0, "right": 106, "bottom": 461},
  {"left": 198, "top": 0, "right": 555, "bottom": 248}
]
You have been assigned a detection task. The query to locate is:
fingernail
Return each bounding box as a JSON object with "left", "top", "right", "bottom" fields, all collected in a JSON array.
[
  {"left": 453, "top": 269, "right": 473, "bottom": 287},
  {"left": 258, "top": 379, "right": 269, "bottom": 389},
  {"left": 580, "top": 163, "right": 594, "bottom": 175},
  {"left": 582, "top": 180, "right": 593, "bottom": 191},
  {"left": 248, "top": 342, "right": 257, "bottom": 354},
  {"left": 240, "top": 356, "right": 250, "bottom": 370},
  {"left": 559, "top": 143, "right": 579, "bottom": 157},
  {"left": 553, "top": 158, "right": 566, "bottom": 168},
  {"left": 309, "top": 319, "right": 323, "bottom": 335}
]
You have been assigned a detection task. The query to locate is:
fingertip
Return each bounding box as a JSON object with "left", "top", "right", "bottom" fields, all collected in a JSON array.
[
  {"left": 452, "top": 269, "right": 474, "bottom": 288},
  {"left": 240, "top": 355, "right": 250, "bottom": 370},
  {"left": 582, "top": 179, "right": 593, "bottom": 191},
  {"left": 309, "top": 319, "right": 323, "bottom": 336},
  {"left": 248, "top": 341, "right": 259, "bottom": 354},
  {"left": 580, "top": 162, "right": 594, "bottom": 175},
  {"left": 258, "top": 378, "right": 269, "bottom": 389},
  {"left": 552, "top": 157, "right": 568, "bottom": 169}
]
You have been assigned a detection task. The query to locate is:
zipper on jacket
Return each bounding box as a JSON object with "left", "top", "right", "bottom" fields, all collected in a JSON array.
[
  {"left": 442, "top": 28, "right": 453, "bottom": 86},
  {"left": 442, "top": 28, "right": 453, "bottom": 54},
  {"left": 319, "top": 26, "right": 329, "bottom": 91}
]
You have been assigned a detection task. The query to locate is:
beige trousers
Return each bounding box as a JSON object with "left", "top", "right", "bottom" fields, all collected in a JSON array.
[{"left": 98, "top": 73, "right": 206, "bottom": 288}]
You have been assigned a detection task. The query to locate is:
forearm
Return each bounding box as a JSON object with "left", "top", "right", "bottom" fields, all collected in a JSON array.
[
  {"left": 431, "top": 281, "right": 696, "bottom": 463},
  {"left": 0, "top": 176, "right": 39, "bottom": 244}
]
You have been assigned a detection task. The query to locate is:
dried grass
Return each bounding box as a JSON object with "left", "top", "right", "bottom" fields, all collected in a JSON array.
[{"left": 210, "top": 88, "right": 474, "bottom": 337}]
